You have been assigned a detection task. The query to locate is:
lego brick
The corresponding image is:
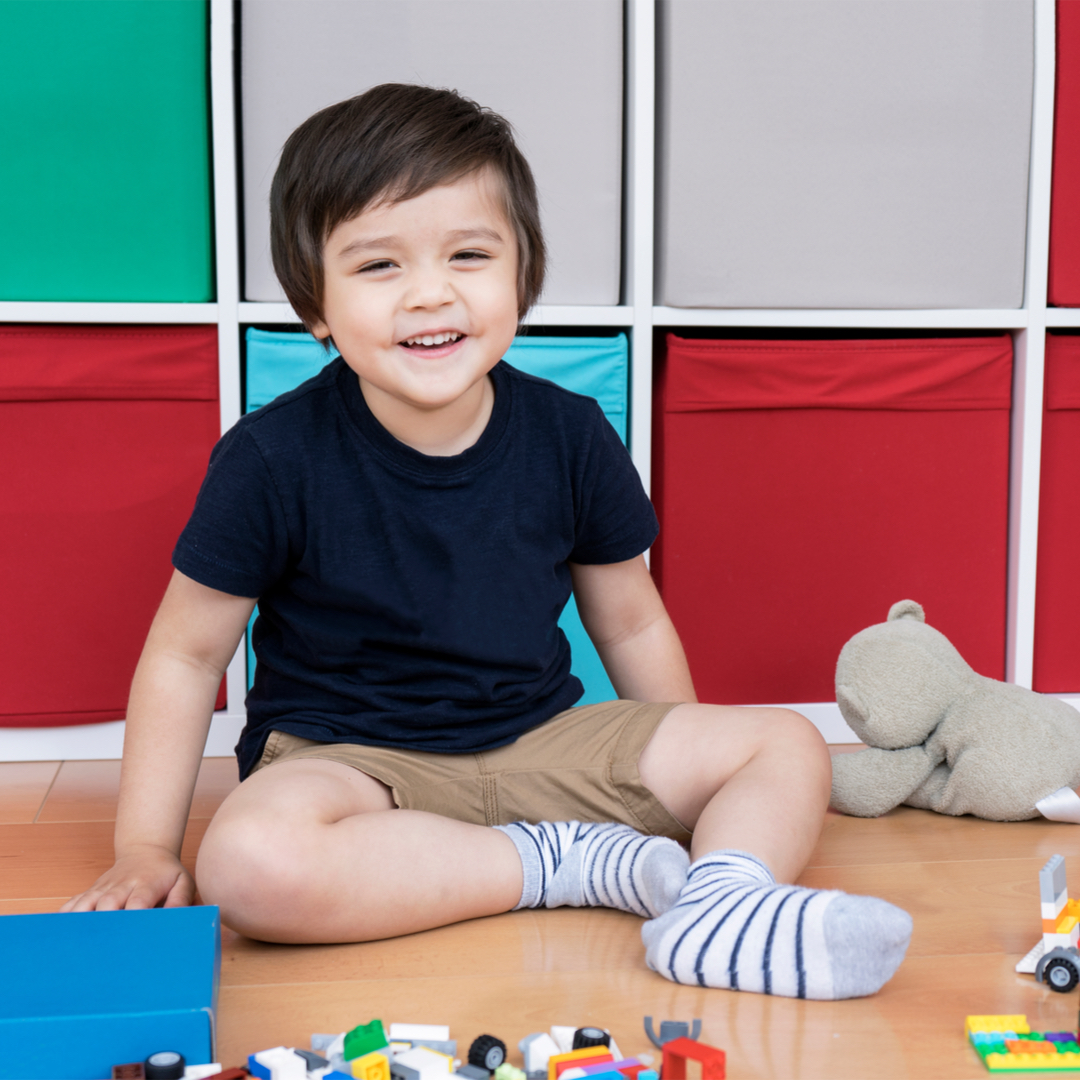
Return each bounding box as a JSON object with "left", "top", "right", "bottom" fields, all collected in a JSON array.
[
  {"left": 395, "top": 1047, "right": 454, "bottom": 1076},
  {"left": 346, "top": 1022, "right": 390, "bottom": 1062},
  {"left": 252, "top": 1046, "right": 307, "bottom": 1080},
  {"left": 455, "top": 1068, "right": 489, "bottom": 1080},
  {"left": 967, "top": 1017, "right": 1032, "bottom": 1036},
  {"left": 353, "top": 1052, "right": 390, "bottom": 1080},
  {"left": 660, "top": 1038, "right": 726, "bottom": 1080},
  {"left": 550, "top": 1029, "right": 577, "bottom": 1056},
  {"left": 984, "top": 1051, "right": 1080, "bottom": 1071},
  {"left": 548, "top": 1050, "right": 614, "bottom": 1080},
  {"left": 1043, "top": 856, "right": 1069, "bottom": 904},
  {"left": 295, "top": 1050, "right": 330, "bottom": 1072},
  {"left": 520, "top": 1035, "right": 561, "bottom": 1077},
  {"left": 391, "top": 1026, "right": 451, "bottom": 1043},
  {"left": 112, "top": 1066, "right": 144, "bottom": 1080}
]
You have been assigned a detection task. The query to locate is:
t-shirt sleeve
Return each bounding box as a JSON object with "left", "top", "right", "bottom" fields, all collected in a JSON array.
[
  {"left": 569, "top": 404, "right": 659, "bottom": 564},
  {"left": 172, "top": 424, "right": 290, "bottom": 598}
]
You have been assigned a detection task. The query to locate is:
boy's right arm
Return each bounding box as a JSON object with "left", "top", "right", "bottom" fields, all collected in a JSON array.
[{"left": 62, "top": 570, "right": 256, "bottom": 912}]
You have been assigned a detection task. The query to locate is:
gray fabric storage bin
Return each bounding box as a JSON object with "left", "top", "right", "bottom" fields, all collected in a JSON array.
[
  {"left": 657, "top": 0, "right": 1034, "bottom": 309},
  {"left": 241, "top": 0, "right": 623, "bottom": 307}
]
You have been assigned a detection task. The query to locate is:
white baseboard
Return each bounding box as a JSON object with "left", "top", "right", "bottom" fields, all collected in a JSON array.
[
  {"left": 761, "top": 701, "right": 860, "bottom": 743},
  {"left": 0, "top": 713, "right": 246, "bottom": 762}
]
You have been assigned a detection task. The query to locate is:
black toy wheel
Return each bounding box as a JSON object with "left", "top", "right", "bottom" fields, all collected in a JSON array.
[
  {"left": 469, "top": 1035, "right": 508, "bottom": 1072},
  {"left": 572, "top": 1028, "right": 610, "bottom": 1050},
  {"left": 1046, "top": 957, "right": 1080, "bottom": 993}
]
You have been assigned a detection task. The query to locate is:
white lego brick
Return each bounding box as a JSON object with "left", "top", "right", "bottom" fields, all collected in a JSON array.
[
  {"left": 519, "top": 1034, "right": 561, "bottom": 1075},
  {"left": 1016, "top": 938, "right": 1045, "bottom": 973},
  {"left": 392, "top": 1025, "right": 452, "bottom": 1042},
  {"left": 1044, "top": 927, "right": 1080, "bottom": 950},
  {"left": 184, "top": 1067, "right": 223, "bottom": 1080},
  {"left": 395, "top": 1047, "right": 454, "bottom": 1077},
  {"left": 1042, "top": 891, "right": 1068, "bottom": 920},
  {"left": 550, "top": 1028, "right": 576, "bottom": 1055},
  {"left": 254, "top": 1046, "right": 308, "bottom": 1080}
]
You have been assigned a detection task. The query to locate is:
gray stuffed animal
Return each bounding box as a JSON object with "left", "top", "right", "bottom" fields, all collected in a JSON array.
[{"left": 830, "top": 599, "right": 1080, "bottom": 821}]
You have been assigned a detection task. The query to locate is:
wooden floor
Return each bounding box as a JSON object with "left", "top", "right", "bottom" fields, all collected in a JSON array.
[{"left": 4, "top": 750, "right": 1080, "bottom": 1079}]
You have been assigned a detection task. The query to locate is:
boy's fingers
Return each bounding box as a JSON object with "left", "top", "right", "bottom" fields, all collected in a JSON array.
[{"left": 163, "top": 873, "right": 196, "bottom": 908}]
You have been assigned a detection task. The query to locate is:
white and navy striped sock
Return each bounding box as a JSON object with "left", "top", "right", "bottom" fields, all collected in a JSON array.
[
  {"left": 495, "top": 820, "right": 689, "bottom": 918},
  {"left": 641, "top": 850, "right": 912, "bottom": 999}
]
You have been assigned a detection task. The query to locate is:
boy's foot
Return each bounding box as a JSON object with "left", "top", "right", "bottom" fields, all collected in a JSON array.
[
  {"left": 495, "top": 820, "right": 689, "bottom": 919},
  {"left": 641, "top": 849, "right": 912, "bottom": 999}
]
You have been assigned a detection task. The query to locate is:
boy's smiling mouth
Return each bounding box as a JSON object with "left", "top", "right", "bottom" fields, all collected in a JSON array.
[{"left": 399, "top": 331, "right": 466, "bottom": 354}]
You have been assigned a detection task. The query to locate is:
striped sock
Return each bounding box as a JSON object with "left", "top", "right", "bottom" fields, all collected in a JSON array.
[
  {"left": 641, "top": 850, "right": 912, "bottom": 999},
  {"left": 495, "top": 820, "right": 689, "bottom": 918}
]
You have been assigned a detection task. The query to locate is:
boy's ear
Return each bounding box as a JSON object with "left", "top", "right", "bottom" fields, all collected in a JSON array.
[{"left": 309, "top": 318, "right": 330, "bottom": 340}]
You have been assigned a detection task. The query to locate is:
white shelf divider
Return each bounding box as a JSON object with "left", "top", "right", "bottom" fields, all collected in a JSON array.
[
  {"left": 626, "top": 0, "right": 656, "bottom": 497},
  {"left": 1006, "top": 0, "right": 1056, "bottom": 688},
  {"left": 210, "top": 0, "right": 249, "bottom": 723},
  {"left": 0, "top": 302, "right": 219, "bottom": 323},
  {"left": 651, "top": 307, "right": 1031, "bottom": 330}
]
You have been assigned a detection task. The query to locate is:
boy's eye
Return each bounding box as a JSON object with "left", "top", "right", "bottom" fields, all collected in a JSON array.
[
  {"left": 452, "top": 250, "right": 491, "bottom": 262},
  {"left": 359, "top": 259, "right": 395, "bottom": 273}
]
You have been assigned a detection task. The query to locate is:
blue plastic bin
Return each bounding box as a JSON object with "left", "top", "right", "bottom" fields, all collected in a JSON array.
[
  {"left": 243, "top": 329, "right": 629, "bottom": 704},
  {"left": 0, "top": 906, "right": 220, "bottom": 1080}
]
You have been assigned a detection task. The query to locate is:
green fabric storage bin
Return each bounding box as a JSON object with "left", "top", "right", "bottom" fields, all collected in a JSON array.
[
  {"left": 0, "top": 0, "right": 212, "bottom": 301},
  {"left": 243, "top": 329, "right": 629, "bottom": 707}
]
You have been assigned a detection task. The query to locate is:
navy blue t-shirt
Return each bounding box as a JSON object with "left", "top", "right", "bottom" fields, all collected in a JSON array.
[{"left": 173, "top": 357, "right": 658, "bottom": 778}]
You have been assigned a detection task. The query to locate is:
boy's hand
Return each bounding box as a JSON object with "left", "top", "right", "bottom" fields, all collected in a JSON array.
[{"left": 60, "top": 846, "right": 194, "bottom": 912}]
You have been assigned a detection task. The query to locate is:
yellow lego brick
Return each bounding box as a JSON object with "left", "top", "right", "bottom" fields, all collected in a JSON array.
[
  {"left": 1058, "top": 916, "right": 1080, "bottom": 935},
  {"left": 985, "top": 1052, "right": 1080, "bottom": 1071},
  {"left": 353, "top": 1051, "right": 391, "bottom": 1080},
  {"left": 967, "top": 1016, "right": 1031, "bottom": 1035}
]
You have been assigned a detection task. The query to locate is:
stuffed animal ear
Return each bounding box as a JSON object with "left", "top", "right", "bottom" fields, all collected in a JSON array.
[
  {"left": 835, "top": 605, "right": 971, "bottom": 749},
  {"left": 888, "top": 599, "right": 925, "bottom": 623}
]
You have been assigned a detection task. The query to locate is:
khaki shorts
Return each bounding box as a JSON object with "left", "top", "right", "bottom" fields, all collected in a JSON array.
[{"left": 251, "top": 699, "right": 692, "bottom": 845}]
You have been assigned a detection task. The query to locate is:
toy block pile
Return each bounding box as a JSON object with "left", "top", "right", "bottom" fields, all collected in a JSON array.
[{"left": 966, "top": 1016, "right": 1080, "bottom": 1072}]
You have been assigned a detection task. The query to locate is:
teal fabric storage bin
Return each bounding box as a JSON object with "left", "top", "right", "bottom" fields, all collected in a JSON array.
[
  {"left": 0, "top": 0, "right": 212, "bottom": 301},
  {"left": 243, "top": 329, "right": 628, "bottom": 705}
]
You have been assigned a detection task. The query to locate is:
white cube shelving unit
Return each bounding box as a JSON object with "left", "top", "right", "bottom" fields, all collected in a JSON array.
[{"left": 0, "top": 0, "right": 1075, "bottom": 757}]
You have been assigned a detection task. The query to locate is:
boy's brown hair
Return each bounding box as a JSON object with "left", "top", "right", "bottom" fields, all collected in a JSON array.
[{"left": 270, "top": 83, "right": 546, "bottom": 330}]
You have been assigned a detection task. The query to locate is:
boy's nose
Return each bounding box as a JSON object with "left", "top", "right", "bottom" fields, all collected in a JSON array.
[{"left": 405, "top": 267, "right": 455, "bottom": 309}]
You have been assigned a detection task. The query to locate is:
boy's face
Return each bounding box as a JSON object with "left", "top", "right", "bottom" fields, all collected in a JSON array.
[{"left": 310, "top": 169, "right": 520, "bottom": 418}]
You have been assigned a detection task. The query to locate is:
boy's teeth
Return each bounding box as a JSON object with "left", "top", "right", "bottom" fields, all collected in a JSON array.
[{"left": 405, "top": 332, "right": 460, "bottom": 346}]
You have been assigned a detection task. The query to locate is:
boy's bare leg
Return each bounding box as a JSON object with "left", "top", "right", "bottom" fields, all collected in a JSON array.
[
  {"left": 636, "top": 703, "right": 832, "bottom": 875},
  {"left": 195, "top": 758, "right": 523, "bottom": 943}
]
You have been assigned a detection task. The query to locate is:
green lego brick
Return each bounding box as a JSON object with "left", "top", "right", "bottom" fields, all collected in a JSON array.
[{"left": 345, "top": 1020, "right": 389, "bottom": 1062}]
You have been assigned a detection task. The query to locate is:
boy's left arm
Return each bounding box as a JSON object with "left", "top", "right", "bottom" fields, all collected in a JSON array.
[{"left": 570, "top": 555, "right": 698, "bottom": 703}]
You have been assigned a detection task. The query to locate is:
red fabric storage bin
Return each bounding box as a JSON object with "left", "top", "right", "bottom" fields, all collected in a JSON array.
[
  {"left": 1035, "top": 334, "right": 1080, "bottom": 691},
  {"left": 653, "top": 333, "right": 1012, "bottom": 705},
  {"left": 0, "top": 325, "right": 223, "bottom": 727},
  {"left": 1049, "top": 0, "right": 1080, "bottom": 305}
]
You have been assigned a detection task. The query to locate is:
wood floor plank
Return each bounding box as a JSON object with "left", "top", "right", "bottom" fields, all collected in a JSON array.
[
  {"left": 0, "top": 896, "right": 68, "bottom": 914},
  {"left": 0, "top": 818, "right": 208, "bottom": 899},
  {"left": 0, "top": 761, "right": 59, "bottom": 824},
  {"left": 36, "top": 757, "right": 239, "bottom": 822},
  {"left": 807, "top": 806, "right": 1080, "bottom": 867},
  {"left": 800, "top": 855, "right": 1068, "bottom": 959},
  {"left": 220, "top": 907, "right": 645, "bottom": 988}
]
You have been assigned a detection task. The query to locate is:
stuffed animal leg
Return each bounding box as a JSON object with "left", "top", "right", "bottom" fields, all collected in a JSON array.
[{"left": 830, "top": 745, "right": 939, "bottom": 818}]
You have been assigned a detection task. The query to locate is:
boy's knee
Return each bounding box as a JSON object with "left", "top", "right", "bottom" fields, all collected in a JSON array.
[{"left": 196, "top": 815, "right": 317, "bottom": 938}]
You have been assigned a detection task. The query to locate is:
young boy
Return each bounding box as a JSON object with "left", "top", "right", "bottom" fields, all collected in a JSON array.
[{"left": 64, "top": 84, "right": 911, "bottom": 1000}]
